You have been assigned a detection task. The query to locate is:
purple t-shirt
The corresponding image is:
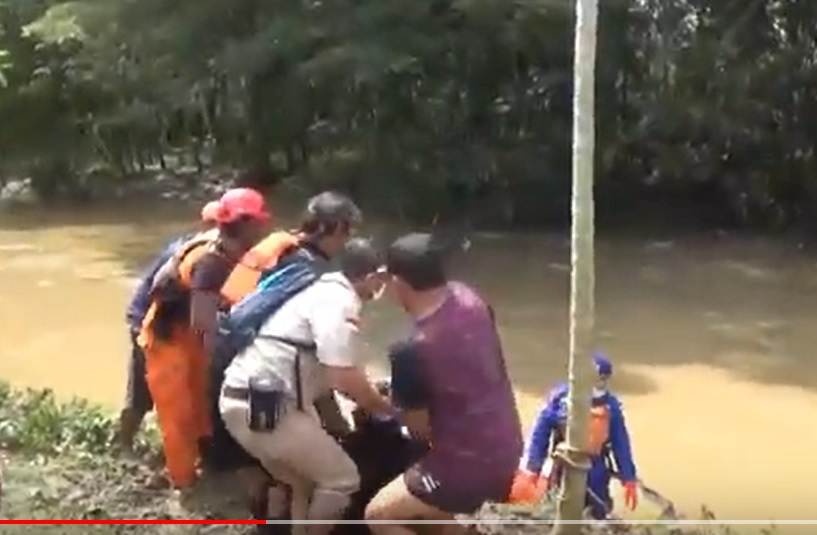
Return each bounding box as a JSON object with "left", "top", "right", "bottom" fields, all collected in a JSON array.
[{"left": 394, "top": 282, "right": 523, "bottom": 487}]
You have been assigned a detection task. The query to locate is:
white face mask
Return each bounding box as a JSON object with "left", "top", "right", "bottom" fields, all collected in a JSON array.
[{"left": 592, "top": 386, "right": 608, "bottom": 398}]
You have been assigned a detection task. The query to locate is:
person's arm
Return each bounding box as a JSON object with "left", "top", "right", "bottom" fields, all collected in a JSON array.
[
  {"left": 607, "top": 396, "right": 637, "bottom": 482},
  {"left": 524, "top": 388, "right": 562, "bottom": 474},
  {"left": 314, "top": 392, "right": 351, "bottom": 437},
  {"left": 310, "top": 288, "right": 392, "bottom": 418},
  {"left": 389, "top": 340, "right": 432, "bottom": 441},
  {"left": 326, "top": 366, "right": 392, "bottom": 417},
  {"left": 189, "top": 253, "right": 232, "bottom": 358}
]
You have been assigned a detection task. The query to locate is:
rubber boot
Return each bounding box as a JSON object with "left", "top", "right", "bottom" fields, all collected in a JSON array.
[{"left": 253, "top": 483, "right": 292, "bottom": 535}]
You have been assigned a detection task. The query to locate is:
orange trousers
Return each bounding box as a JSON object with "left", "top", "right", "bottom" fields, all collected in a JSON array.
[{"left": 139, "top": 321, "right": 211, "bottom": 488}]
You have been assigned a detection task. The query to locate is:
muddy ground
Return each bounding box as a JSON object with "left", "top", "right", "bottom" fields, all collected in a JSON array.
[
  {"left": 1, "top": 451, "right": 250, "bottom": 534},
  {"left": 0, "top": 382, "right": 741, "bottom": 535},
  {"left": 0, "top": 450, "right": 696, "bottom": 535}
]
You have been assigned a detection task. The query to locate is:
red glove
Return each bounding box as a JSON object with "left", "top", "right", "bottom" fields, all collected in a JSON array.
[
  {"left": 508, "top": 470, "right": 546, "bottom": 504},
  {"left": 622, "top": 480, "right": 638, "bottom": 510}
]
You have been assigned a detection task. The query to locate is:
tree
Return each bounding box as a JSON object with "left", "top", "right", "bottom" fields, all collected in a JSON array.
[
  {"left": 1, "top": 0, "right": 817, "bottom": 226},
  {"left": 551, "top": 0, "right": 597, "bottom": 531},
  {"left": 0, "top": 49, "right": 9, "bottom": 87}
]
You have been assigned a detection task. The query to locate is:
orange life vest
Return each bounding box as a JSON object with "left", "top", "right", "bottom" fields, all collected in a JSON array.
[
  {"left": 146, "top": 229, "right": 301, "bottom": 342},
  {"left": 141, "top": 229, "right": 221, "bottom": 344},
  {"left": 587, "top": 404, "right": 611, "bottom": 455},
  {"left": 555, "top": 404, "right": 611, "bottom": 456},
  {"left": 178, "top": 230, "right": 221, "bottom": 288},
  {"left": 149, "top": 229, "right": 220, "bottom": 296},
  {"left": 220, "top": 230, "right": 302, "bottom": 305}
]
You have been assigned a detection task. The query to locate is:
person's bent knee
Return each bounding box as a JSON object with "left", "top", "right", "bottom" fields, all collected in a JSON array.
[
  {"left": 318, "top": 456, "right": 360, "bottom": 497},
  {"left": 310, "top": 456, "right": 360, "bottom": 521},
  {"left": 363, "top": 500, "right": 389, "bottom": 522}
]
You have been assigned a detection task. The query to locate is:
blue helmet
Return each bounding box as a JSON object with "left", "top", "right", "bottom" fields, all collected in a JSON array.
[{"left": 593, "top": 352, "right": 612, "bottom": 377}]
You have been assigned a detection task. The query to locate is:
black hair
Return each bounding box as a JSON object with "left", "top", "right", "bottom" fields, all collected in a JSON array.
[
  {"left": 219, "top": 215, "right": 257, "bottom": 240},
  {"left": 299, "top": 191, "right": 363, "bottom": 236},
  {"left": 339, "top": 237, "right": 382, "bottom": 281},
  {"left": 386, "top": 233, "right": 448, "bottom": 291}
]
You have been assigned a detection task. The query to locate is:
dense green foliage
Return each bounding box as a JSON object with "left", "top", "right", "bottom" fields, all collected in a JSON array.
[
  {"left": 0, "top": 381, "right": 158, "bottom": 456},
  {"left": 1, "top": 0, "right": 816, "bottom": 228}
]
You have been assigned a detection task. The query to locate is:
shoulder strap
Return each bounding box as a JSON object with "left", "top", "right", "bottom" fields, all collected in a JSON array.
[
  {"left": 221, "top": 231, "right": 301, "bottom": 305},
  {"left": 149, "top": 233, "right": 217, "bottom": 295},
  {"left": 178, "top": 240, "right": 219, "bottom": 288},
  {"left": 253, "top": 276, "right": 345, "bottom": 412},
  {"left": 259, "top": 335, "right": 316, "bottom": 411}
]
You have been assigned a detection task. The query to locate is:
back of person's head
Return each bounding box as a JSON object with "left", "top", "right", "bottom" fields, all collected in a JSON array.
[
  {"left": 299, "top": 191, "right": 362, "bottom": 237},
  {"left": 386, "top": 233, "right": 448, "bottom": 291},
  {"left": 200, "top": 201, "right": 221, "bottom": 229},
  {"left": 339, "top": 237, "right": 382, "bottom": 281}
]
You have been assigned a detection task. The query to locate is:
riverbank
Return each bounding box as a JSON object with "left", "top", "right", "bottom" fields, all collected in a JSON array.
[
  {"left": 0, "top": 381, "right": 733, "bottom": 535},
  {"left": 0, "top": 382, "right": 252, "bottom": 532}
]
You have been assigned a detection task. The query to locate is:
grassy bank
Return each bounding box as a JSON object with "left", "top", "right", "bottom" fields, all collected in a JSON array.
[
  {"left": 0, "top": 382, "right": 249, "bottom": 534},
  {"left": 0, "top": 381, "right": 755, "bottom": 535}
]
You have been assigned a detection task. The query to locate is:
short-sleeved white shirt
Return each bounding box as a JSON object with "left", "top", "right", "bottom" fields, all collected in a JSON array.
[{"left": 223, "top": 272, "right": 362, "bottom": 405}]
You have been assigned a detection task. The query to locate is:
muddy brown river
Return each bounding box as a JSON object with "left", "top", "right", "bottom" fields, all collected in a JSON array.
[{"left": 1, "top": 199, "right": 816, "bottom": 526}]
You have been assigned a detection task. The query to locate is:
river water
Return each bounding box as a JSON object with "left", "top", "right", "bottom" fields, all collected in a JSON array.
[{"left": 1, "top": 200, "right": 816, "bottom": 525}]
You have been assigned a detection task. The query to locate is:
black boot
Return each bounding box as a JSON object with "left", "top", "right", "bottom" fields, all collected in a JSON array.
[{"left": 251, "top": 483, "right": 292, "bottom": 535}]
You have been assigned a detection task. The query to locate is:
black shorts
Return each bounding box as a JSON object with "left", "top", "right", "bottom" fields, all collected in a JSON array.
[
  {"left": 404, "top": 460, "right": 515, "bottom": 515},
  {"left": 123, "top": 329, "right": 153, "bottom": 414}
]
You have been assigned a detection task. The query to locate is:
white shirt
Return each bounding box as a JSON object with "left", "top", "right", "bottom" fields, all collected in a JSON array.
[{"left": 223, "top": 272, "right": 362, "bottom": 405}]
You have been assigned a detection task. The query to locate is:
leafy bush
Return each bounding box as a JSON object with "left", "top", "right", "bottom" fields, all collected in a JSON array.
[{"left": 0, "top": 381, "right": 158, "bottom": 457}]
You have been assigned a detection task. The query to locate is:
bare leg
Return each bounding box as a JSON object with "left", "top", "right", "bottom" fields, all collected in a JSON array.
[{"left": 366, "top": 475, "right": 461, "bottom": 535}]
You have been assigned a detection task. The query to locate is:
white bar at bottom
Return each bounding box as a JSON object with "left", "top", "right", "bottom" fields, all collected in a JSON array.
[{"left": 265, "top": 520, "right": 817, "bottom": 525}]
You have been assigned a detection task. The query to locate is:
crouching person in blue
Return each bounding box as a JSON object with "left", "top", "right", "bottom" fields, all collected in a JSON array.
[{"left": 518, "top": 353, "right": 638, "bottom": 520}]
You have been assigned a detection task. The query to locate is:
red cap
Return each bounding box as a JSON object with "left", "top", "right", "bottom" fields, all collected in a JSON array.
[
  {"left": 200, "top": 201, "right": 221, "bottom": 223},
  {"left": 215, "top": 188, "right": 270, "bottom": 224}
]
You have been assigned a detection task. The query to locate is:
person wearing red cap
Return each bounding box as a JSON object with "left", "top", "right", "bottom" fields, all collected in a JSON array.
[
  {"left": 116, "top": 200, "right": 220, "bottom": 453},
  {"left": 139, "top": 188, "right": 270, "bottom": 488},
  {"left": 200, "top": 200, "right": 221, "bottom": 224},
  {"left": 192, "top": 188, "right": 271, "bottom": 356}
]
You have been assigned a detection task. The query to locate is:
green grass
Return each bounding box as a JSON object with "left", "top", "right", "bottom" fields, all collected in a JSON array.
[{"left": 0, "top": 381, "right": 159, "bottom": 458}]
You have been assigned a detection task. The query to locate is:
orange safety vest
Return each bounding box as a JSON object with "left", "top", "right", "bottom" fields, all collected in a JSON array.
[
  {"left": 587, "top": 405, "right": 611, "bottom": 455},
  {"left": 146, "top": 229, "right": 301, "bottom": 339},
  {"left": 140, "top": 229, "right": 221, "bottom": 346},
  {"left": 220, "top": 230, "right": 301, "bottom": 305},
  {"left": 554, "top": 404, "right": 611, "bottom": 456},
  {"left": 178, "top": 230, "right": 221, "bottom": 287},
  {"left": 149, "top": 228, "right": 220, "bottom": 296}
]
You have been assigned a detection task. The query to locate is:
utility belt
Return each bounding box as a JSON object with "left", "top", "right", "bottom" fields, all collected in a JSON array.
[{"left": 223, "top": 335, "right": 316, "bottom": 433}]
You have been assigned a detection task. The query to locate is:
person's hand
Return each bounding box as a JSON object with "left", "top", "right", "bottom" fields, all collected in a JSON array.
[
  {"left": 507, "top": 469, "right": 546, "bottom": 504},
  {"left": 373, "top": 378, "right": 392, "bottom": 396},
  {"left": 622, "top": 480, "right": 638, "bottom": 510},
  {"left": 519, "top": 469, "right": 537, "bottom": 485}
]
